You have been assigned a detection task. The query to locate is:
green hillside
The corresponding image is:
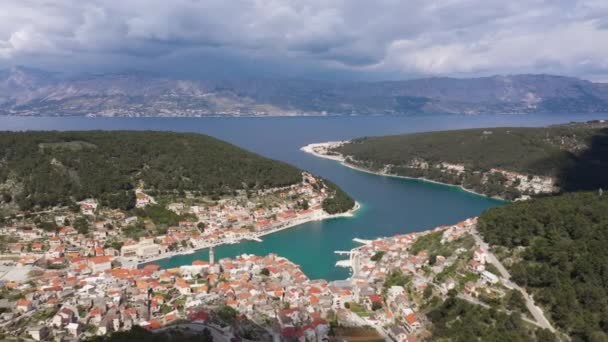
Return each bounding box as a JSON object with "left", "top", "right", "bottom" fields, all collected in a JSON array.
[
  {"left": 428, "top": 297, "right": 555, "bottom": 341},
  {"left": 0, "top": 131, "right": 339, "bottom": 211},
  {"left": 332, "top": 120, "right": 608, "bottom": 340},
  {"left": 333, "top": 121, "right": 608, "bottom": 199},
  {"left": 478, "top": 192, "right": 608, "bottom": 340}
]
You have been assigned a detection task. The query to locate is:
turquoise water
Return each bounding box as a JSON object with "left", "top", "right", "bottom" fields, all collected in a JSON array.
[{"left": 3, "top": 113, "right": 607, "bottom": 280}]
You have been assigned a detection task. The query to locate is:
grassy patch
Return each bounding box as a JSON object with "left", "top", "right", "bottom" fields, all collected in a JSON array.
[
  {"left": 333, "top": 327, "right": 382, "bottom": 341},
  {"left": 349, "top": 302, "right": 372, "bottom": 317}
]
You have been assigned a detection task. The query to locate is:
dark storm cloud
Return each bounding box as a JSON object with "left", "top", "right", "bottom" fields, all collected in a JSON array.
[{"left": 1, "top": 0, "right": 607, "bottom": 80}]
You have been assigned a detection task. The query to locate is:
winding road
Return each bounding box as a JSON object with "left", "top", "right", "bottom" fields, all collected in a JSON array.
[{"left": 471, "top": 227, "right": 556, "bottom": 333}]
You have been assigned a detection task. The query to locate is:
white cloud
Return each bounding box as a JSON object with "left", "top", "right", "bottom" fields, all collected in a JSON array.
[
  {"left": 0, "top": 0, "right": 606, "bottom": 80},
  {"left": 381, "top": 18, "right": 608, "bottom": 78},
  {"left": 0, "top": 27, "right": 57, "bottom": 58}
]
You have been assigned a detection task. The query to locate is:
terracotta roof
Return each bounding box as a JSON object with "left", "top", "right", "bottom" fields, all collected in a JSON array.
[
  {"left": 88, "top": 256, "right": 112, "bottom": 264},
  {"left": 405, "top": 313, "right": 418, "bottom": 324},
  {"left": 143, "top": 264, "right": 161, "bottom": 272},
  {"left": 368, "top": 294, "right": 383, "bottom": 302},
  {"left": 16, "top": 298, "right": 31, "bottom": 306},
  {"left": 147, "top": 319, "right": 161, "bottom": 330}
]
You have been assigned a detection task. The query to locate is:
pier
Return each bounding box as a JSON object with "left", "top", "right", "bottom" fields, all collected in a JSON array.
[
  {"left": 334, "top": 248, "right": 361, "bottom": 275},
  {"left": 335, "top": 260, "right": 352, "bottom": 268},
  {"left": 353, "top": 238, "right": 373, "bottom": 245}
]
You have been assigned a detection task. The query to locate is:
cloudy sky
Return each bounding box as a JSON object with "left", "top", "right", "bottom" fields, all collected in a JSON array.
[{"left": 1, "top": 0, "right": 607, "bottom": 81}]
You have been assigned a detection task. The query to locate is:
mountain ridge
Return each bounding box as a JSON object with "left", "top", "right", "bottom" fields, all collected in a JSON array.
[{"left": 1, "top": 66, "right": 608, "bottom": 116}]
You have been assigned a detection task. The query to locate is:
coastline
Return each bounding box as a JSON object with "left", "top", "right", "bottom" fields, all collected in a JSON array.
[
  {"left": 137, "top": 201, "right": 362, "bottom": 267},
  {"left": 301, "top": 142, "right": 506, "bottom": 202},
  {"left": 133, "top": 139, "right": 502, "bottom": 269}
]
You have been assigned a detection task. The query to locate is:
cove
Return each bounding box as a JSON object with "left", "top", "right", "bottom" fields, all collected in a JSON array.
[{"left": 2, "top": 113, "right": 608, "bottom": 280}]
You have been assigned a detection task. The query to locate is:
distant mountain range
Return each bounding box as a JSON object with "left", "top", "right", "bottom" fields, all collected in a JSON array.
[{"left": 1, "top": 66, "right": 608, "bottom": 117}]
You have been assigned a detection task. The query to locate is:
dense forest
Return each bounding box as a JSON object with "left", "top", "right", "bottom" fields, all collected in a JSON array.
[
  {"left": 0, "top": 131, "right": 314, "bottom": 211},
  {"left": 428, "top": 297, "right": 555, "bottom": 341},
  {"left": 478, "top": 192, "right": 608, "bottom": 341},
  {"left": 333, "top": 121, "right": 608, "bottom": 199},
  {"left": 320, "top": 179, "right": 356, "bottom": 214}
]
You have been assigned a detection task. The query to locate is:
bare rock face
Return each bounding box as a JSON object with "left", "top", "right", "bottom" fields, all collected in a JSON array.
[{"left": 1, "top": 67, "right": 607, "bottom": 117}]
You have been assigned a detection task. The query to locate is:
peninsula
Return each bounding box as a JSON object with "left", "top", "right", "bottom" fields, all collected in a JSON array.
[
  {"left": 0, "top": 131, "right": 356, "bottom": 267},
  {"left": 303, "top": 120, "right": 608, "bottom": 200}
]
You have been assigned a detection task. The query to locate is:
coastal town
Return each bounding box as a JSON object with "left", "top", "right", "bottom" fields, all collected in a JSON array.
[
  {"left": 0, "top": 171, "right": 356, "bottom": 269},
  {"left": 0, "top": 201, "right": 554, "bottom": 341},
  {"left": 0, "top": 138, "right": 565, "bottom": 341},
  {"left": 0, "top": 171, "right": 361, "bottom": 338},
  {"left": 1, "top": 0, "right": 606, "bottom": 337},
  {"left": 0, "top": 136, "right": 565, "bottom": 341}
]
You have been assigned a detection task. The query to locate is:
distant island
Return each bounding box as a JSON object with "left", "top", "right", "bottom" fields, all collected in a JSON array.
[
  {"left": 303, "top": 120, "right": 608, "bottom": 200},
  {"left": 2, "top": 66, "right": 608, "bottom": 117}
]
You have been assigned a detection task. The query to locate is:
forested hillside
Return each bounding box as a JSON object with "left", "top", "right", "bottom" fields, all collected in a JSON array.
[
  {"left": 428, "top": 297, "right": 555, "bottom": 341},
  {"left": 478, "top": 192, "right": 608, "bottom": 340},
  {"left": 345, "top": 120, "right": 608, "bottom": 339},
  {"left": 333, "top": 121, "right": 608, "bottom": 199},
  {"left": 0, "top": 131, "right": 310, "bottom": 211},
  {"left": 320, "top": 179, "right": 356, "bottom": 214}
]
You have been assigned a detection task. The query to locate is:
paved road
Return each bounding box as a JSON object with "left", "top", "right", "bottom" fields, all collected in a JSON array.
[
  {"left": 470, "top": 228, "right": 510, "bottom": 278},
  {"left": 458, "top": 293, "right": 490, "bottom": 309},
  {"left": 471, "top": 227, "right": 556, "bottom": 333},
  {"left": 0, "top": 309, "right": 36, "bottom": 329},
  {"left": 457, "top": 293, "right": 546, "bottom": 328},
  {"left": 0, "top": 265, "right": 33, "bottom": 282},
  {"left": 4, "top": 206, "right": 69, "bottom": 220}
]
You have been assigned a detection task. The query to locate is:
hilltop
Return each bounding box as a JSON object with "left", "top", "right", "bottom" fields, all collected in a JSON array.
[
  {"left": 0, "top": 131, "right": 353, "bottom": 214},
  {"left": 324, "top": 121, "right": 608, "bottom": 199},
  {"left": 1, "top": 67, "right": 608, "bottom": 116}
]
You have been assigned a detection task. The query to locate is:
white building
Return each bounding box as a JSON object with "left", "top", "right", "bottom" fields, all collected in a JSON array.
[
  {"left": 481, "top": 270, "right": 499, "bottom": 284},
  {"left": 120, "top": 240, "right": 163, "bottom": 258},
  {"left": 27, "top": 326, "right": 49, "bottom": 341}
]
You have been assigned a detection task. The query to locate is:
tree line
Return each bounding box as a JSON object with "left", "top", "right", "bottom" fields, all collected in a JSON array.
[
  {"left": 0, "top": 131, "right": 304, "bottom": 211},
  {"left": 478, "top": 192, "right": 608, "bottom": 341},
  {"left": 334, "top": 123, "right": 608, "bottom": 199}
]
